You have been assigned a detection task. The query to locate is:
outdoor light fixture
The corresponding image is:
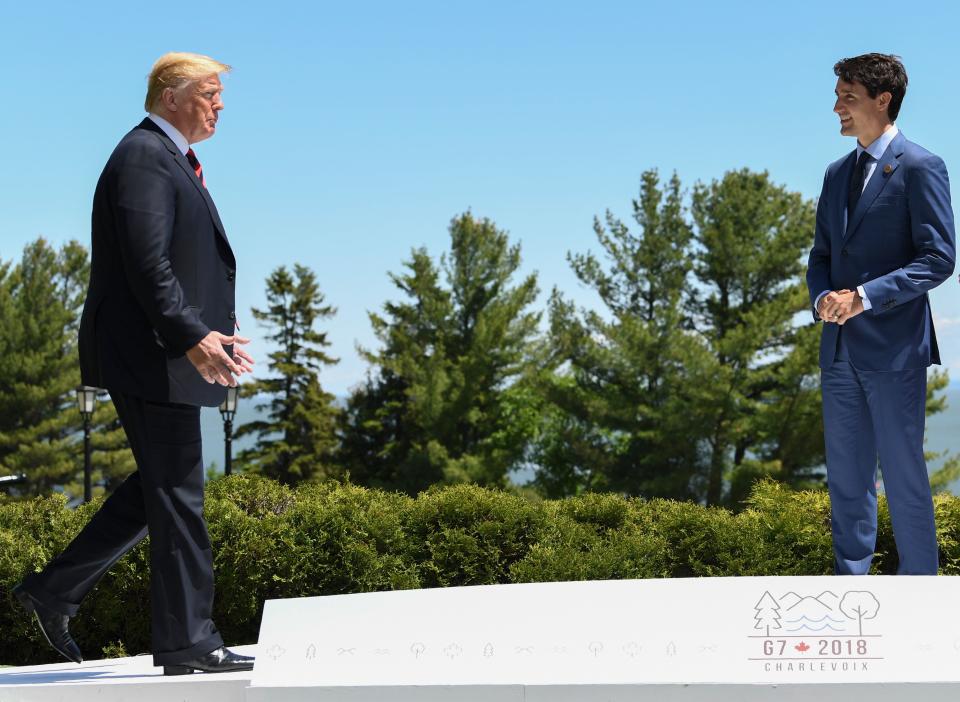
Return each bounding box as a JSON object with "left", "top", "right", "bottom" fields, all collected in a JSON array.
[
  {"left": 219, "top": 386, "right": 240, "bottom": 476},
  {"left": 75, "top": 385, "right": 100, "bottom": 503},
  {"left": 76, "top": 386, "right": 98, "bottom": 417}
]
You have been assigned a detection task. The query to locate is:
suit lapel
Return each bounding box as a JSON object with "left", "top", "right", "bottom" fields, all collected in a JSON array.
[
  {"left": 136, "top": 119, "right": 234, "bottom": 254},
  {"left": 172, "top": 151, "right": 230, "bottom": 241},
  {"left": 843, "top": 131, "right": 905, "bottom": 242}
]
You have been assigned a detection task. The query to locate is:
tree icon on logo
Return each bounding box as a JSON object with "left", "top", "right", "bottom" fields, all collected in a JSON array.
[
  {"left": 839, "top": 591, "right": 880, "bottom": 636},
  {"left": 753, "top": 591, "right": 782, "bottom": 636}
]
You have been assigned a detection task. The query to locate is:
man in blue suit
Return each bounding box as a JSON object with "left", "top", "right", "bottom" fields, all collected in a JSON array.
[{"left": 807, "top": 53, "right": 955, "bottom": 575}]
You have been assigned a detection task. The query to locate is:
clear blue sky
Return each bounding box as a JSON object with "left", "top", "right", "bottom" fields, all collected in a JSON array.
[{"left": 3, "top": 0, "right": 960, "bottom": 396}]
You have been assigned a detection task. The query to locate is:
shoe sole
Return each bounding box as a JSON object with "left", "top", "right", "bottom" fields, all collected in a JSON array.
[{"left": 164, "top": 665, "right": 194, "bottom": 675}]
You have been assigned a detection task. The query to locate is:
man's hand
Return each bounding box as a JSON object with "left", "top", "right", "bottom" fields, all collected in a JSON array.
[
  {"left": 186, "top": 331, "right": 252, "bottom": 386},
  {"left": 818, "top": 289, "right": 851, "bottom": 323},
  {"left": 232, "top": 340, "right": 255, "bottom": 374},
  {"left": 821, "top": 289, "right": 864, "bottom": 325}
]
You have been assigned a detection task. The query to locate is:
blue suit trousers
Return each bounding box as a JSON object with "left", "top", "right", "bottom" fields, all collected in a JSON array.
[{"left": 822, "top": 331, "right": 938, "bottom": 575}]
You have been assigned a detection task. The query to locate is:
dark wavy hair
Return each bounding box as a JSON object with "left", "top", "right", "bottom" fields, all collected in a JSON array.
[{"left": 834, "top": 53, "right": 908, "bottom": 121}]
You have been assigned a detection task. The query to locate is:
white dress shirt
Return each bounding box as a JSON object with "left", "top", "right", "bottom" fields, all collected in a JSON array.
[{"left": 147, "top": 113, "right": 190, "bottom": 156}]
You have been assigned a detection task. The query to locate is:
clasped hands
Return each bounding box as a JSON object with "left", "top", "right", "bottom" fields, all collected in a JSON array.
[
  {"left": 186, "top": 331, "right": 255, "bottom": 386},
  {"left": 818, "top": 289, "right": 864, "bottom": 325}
]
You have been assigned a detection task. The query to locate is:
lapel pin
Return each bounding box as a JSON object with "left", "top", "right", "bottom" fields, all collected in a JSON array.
[{"left": 883, "top": 164, "right": 893, "bottom": 175}]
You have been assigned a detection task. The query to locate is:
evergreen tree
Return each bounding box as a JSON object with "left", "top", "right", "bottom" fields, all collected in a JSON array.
[
  {"left": 534, "top": 171, "right": 704, "bottom": 499},
  {"left": 339, "top": 212, "right": 543, "bottom": 494},
  {"left": 687, "top": 169, "right": 821, "bottom": 504},
  {"left": 0, "top": 238, "right": 134, "bottom": 499},
  {"left": 233, "top": 264, "right": 340, "bottom": 484},
  {"left": 537, "top": 169, "right": 827, "bottom": 505}
]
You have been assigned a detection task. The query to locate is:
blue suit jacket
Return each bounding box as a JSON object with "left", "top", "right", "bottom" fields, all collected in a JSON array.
[{"left": 806, "top": 131, "right": 956, "bottom": 371}]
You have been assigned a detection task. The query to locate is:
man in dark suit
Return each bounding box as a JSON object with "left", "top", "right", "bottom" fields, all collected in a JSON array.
[
  {"left": 14, "top": 52, "right": 256, "bottom": 674},
  {"left": 807, "top": 53, "right": 955, "bottom": 575}
]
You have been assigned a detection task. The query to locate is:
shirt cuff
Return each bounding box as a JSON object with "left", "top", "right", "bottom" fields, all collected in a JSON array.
[
  {"left": 814, "top": 289, "right": 831, "bottom": 320},
  {"left": 857, "top": 285, "right": 872, "bottom": 311}
]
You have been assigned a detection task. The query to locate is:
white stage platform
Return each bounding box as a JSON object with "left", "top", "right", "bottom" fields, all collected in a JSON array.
[
  {"left": 0, "top": 645, "right": 256, "bottom": 702},
  {"left": 4, "top": 576, "right": 960, "bottom": 701},
  {"left": 3, "top": 658, "right": 960, "bottom": 702}
]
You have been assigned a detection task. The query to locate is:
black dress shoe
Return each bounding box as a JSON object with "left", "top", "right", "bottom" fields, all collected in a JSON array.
[
  {"left": 164, "top": 646, "right": 255, "bottom": 675},
  {"left": 12, "top": 584, "right": 83, "bottom": 664}
]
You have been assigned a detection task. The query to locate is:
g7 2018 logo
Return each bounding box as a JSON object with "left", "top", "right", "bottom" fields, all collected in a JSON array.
[{"left": 748, "top": 590, "right": 882, "bottom": 674}]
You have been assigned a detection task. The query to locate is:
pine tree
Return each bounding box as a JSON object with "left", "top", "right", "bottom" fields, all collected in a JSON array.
[
  {"left": 536, "top": 169, "right": 828, "bottom": 505},
  {"left": 534, "top": 171, "right": 704, "bottom": 499},
  {"left": 338, "top": 213, "right": 543, "bottom": 494},
  {"left": 689, "top": 169, "right": 820, "bottom": 504},
  {"left": 233, "top": 264, "right": 340, "bottom": 484},
  {"left": 0, "top": 238, "right": 134, "bottom": 500}
]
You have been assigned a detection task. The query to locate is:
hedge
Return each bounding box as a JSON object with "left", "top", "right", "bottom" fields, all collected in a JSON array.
[{"left": 2, "top": 477, "right": 960, "bottom": 666}]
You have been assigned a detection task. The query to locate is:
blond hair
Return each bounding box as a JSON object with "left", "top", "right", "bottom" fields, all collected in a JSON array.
[{"left": 145, "top": 52, "right": 231, "bottom": 112}]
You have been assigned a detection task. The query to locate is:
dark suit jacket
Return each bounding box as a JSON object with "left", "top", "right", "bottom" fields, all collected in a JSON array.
[
  {"left": 79, "top": 118, "right": 237, "bottom": 406},
  {"left": 806, "top": 131, "right": 956, "bottom": 371}
]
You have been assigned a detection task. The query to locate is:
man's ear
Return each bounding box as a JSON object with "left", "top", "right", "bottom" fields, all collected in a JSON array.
[
  {"left": 161, "top": 86, "right": 178, "bottom": 112},
  {"left": 877, "top": 91, "right": 892, "bottom": 113}
]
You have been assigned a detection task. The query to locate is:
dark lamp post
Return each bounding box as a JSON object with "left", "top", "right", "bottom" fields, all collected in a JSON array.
[
  {"left": 75, "top": 385, "right": 99, "bottom": 503},
  {"left": 219, "top": 386, "right": 239, "bottom": 476}
]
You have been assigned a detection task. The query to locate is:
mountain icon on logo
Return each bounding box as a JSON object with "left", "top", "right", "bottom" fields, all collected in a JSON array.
[{"left": 780, "top": 591, "right": 839, "bottom": 617}]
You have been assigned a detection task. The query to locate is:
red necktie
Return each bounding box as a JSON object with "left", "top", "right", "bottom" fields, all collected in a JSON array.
[{"left": 185, "top": 148, "right": 206, "bottom": 188}]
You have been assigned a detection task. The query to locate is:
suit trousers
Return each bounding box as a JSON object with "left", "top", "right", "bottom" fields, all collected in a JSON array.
[
  {"left": 20, "top": 391, "right": 223, "bottom": 665},
  {"left": 821, "top": 330, "right": 938, "bottom": 575}
]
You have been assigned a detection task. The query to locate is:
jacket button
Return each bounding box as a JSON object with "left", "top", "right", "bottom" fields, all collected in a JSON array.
[
  {"left": 841, "top": 248, "right": 849, "bottom": 257},
  {"left": 228, "top": 311, "right": 236, "bottom": 320},
  {"left": 227, "top": 272, "right": 235, "bottom": 282}
]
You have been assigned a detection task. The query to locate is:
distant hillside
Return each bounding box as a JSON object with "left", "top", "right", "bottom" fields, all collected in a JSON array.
[
  {"left": 200, "top": 386, "right": 960, "bottom": 492},
  {"left": 927, "top": 384, "right": 960, "bottom": 491}
]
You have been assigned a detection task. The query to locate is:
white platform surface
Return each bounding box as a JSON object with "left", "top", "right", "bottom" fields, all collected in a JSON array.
[
  {"left": 0, "top": 644, "right": 256, "bottom": 702},
  {"left": 5, "top": 576, "right": 960, "bottom": 701}
]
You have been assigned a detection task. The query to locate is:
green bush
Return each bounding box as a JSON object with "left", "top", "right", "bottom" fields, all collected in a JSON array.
[{"left": 2, "top": 477, "right": 958, "bottom": 666}]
